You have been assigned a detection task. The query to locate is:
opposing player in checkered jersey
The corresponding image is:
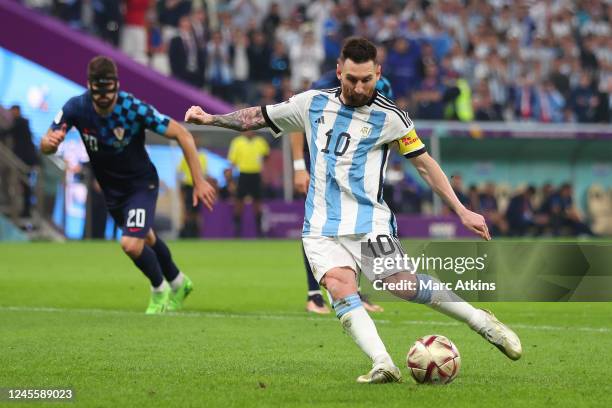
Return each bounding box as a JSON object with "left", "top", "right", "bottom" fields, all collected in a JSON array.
[
  {"left": 185, "top": 37, "right": 521, "bottom": 383},
  {"left": 41, "top": 56, "right": 216, "bottom": 314}
]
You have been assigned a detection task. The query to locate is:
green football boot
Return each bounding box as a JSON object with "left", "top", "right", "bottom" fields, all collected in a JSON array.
[
  {"left": 145, "top": 287, "right": 170, "bottom": 314},
  {"left": 167, "top": 275, "right": 194, "bottom": 311}
]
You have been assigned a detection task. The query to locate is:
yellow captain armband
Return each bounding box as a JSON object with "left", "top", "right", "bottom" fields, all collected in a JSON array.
[{"left": 396, "top": 129, "right": 426, "bottom": 157}]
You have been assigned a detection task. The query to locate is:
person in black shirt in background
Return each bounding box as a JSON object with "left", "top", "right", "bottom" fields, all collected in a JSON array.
[{"left": 4, "top": 105, "right": 40, "bottom": 218}]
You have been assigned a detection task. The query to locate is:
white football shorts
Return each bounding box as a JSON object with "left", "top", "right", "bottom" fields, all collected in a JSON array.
[{"left": 302, "top": 232, "right": 409, "bottom": 283}]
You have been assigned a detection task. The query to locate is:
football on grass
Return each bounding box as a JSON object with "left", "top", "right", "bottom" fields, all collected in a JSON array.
[{"left": 407, "top": 335, "right": 461, "bottom": 384}]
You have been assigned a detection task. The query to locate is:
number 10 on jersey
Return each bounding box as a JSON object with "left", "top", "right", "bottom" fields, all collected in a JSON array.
[{"left": 321, "top": 129, "right": 351, "bottom": 157}]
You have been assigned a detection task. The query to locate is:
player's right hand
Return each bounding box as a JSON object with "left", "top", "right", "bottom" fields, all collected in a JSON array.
[
  {"left": 46, "top": 124, "right": 67, "bottom": 149},
  {"left": 185, "top": 106, "right": 212, "bottom": 125},
  {"left": 458, "top": 208, "right": 491, "bottom": 241},
  {"left": 193, "top": 179, "right": 217, "bottom": 211},
  {"left": 294, "top": 169, "right": 310, "bottom": 195}
]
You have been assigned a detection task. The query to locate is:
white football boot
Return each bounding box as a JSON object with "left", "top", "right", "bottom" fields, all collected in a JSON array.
[
  {"left": 356, "top": 363, "right": 402, "bottom": 384},
  {"left": 475, "top": 309, "right": 522, "bottom": 360}
]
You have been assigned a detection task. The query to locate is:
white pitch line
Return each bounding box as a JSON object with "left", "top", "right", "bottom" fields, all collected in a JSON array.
[
  {"left": 0, "top": 306, "right": 338, "bottom": 322},
  {"left": 511, "top": 323, "right": 612, "bottom": 333},
  {"left": 0, "top": 306, "right": 610, "bottom": 333}
]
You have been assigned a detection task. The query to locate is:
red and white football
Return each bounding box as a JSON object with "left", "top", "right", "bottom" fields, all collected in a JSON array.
[{"left": 407, "top": 334, "right": 461, "bottom": 384}]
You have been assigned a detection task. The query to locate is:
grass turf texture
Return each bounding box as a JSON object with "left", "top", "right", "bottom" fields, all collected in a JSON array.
[{"left": 1, "top": 240, "right": 611, "bottom": 408}]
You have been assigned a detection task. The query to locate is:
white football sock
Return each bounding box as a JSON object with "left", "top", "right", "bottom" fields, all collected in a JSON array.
[
  {"left": 428, "top": 301, "right": 485, "bottom": 330},
  {"left": 339, "top": 306, "right": 393, "bottom": 367},
  {"left": 152, "top": 280, "right": 169, "bottom": 293},
  {"left": 414, "top": 274, "right": 485, "bottom": 331},
  {"left": 169, "top": 272, "right": 184, "bottom": 291}
]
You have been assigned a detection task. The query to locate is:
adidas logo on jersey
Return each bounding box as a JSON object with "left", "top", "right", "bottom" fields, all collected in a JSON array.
[{"left": 315, "top": 116, "right": 325, "bottom": 125}]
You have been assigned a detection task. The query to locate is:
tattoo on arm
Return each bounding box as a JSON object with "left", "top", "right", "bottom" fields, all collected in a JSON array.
[{"left": 210, "top": 107, "right": 266, "bottom": 131}]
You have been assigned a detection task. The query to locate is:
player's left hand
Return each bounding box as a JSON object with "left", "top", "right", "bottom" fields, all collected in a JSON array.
[
  {"left": 458, "top": 208, "right": 491, "bottom": 240},
  {"left": 294, "top": 169, "right": 310, "bottom": 195},
  {"left": 193, "top": 180, "right": 217, "bottom": 211}
]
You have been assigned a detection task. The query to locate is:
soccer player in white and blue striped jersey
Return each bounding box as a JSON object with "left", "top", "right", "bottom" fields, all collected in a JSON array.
[{"left": 185, "top": 37, "right": 522, "bottom": 384}]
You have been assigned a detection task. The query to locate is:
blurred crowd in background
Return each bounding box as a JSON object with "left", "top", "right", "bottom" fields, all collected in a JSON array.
[
  {"left": 383, "top": 167, "right": 607, "bottom": 237},
  {"left": 22, "top": 0, "right": 611, "bottom": 123}
]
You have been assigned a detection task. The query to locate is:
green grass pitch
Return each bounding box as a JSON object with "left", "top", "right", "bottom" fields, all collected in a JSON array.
[{"left": 1, "top": 240, "right": 611, "bottom": 408}]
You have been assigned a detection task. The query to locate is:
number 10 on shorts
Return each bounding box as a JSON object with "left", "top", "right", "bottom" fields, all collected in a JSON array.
[
  {"left": 361, "top": 235, "right": 410, "bottom": 281},
  {"left": 127, "top": 208, "right": 146, "bottom": 228}
]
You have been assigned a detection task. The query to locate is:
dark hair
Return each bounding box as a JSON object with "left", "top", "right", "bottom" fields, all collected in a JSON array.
[
  {"left": 340, "top": 37, "right": 377, "bottom": 64},
  {"left": 87, "top": 56, "right": 118, "bottom": 80}
]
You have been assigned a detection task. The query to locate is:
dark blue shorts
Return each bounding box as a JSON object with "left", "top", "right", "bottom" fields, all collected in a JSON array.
[{"left": 108, "top": 186, "right": 158, "bottom": 239}]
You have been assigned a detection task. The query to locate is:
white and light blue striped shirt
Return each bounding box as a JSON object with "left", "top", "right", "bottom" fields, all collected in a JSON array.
[{"left": 263, "top": 88, "right": 425, "bottom": 237}]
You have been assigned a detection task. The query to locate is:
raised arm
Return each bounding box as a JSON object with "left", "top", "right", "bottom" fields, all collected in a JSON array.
[
  {"left": 185, "top": 106, "right": 267, "bottom": 132},
  {"left": 409, "top": 151, "right": 491, "bottom": 240}
]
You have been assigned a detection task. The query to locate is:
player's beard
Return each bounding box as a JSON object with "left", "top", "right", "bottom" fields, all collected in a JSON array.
[
  {"left": 91, "top": 91, "right": 117, "bottom": 112},
  {"left": 93, "top": 97, "right": 113, "bottom": 110},
  {"left": 341, "top": 86, "right": 374, "bottom": 107}
]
